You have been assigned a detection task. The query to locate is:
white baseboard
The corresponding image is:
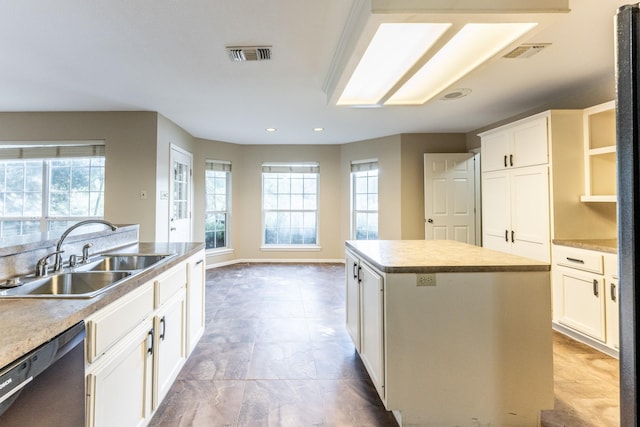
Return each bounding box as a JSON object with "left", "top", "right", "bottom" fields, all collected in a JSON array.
[
  {"left": 206, "top": 258, "right": 345, "bottom": 269},
  {"left": 552, "top": 322, "right": 619, "bottom": 359}
]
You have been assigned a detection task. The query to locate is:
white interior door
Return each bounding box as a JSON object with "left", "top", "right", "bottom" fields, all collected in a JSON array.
[
  {"left": 169, "top": 146, "right": 193, "bottom": 242},
  {"left": 424, "top": 153, "right": 477, "bottom": 244}
]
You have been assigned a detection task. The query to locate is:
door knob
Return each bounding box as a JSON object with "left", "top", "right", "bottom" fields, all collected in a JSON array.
[{"left": 427, "top": 218, "right": 433, "bottom": 223}]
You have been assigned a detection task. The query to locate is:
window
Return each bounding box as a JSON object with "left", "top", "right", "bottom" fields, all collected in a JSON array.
[
  {"left": 351, "top": 160, "right": 378, "bottom": 240},
  {"left": 205, "top": 160, "right": 231, "bottom": 250},
  {"left": 262, "top": 163, "right": 319, "bottom": 246},
  {"left": 0, "top": 144, "right": 105, "bottom": 238}
]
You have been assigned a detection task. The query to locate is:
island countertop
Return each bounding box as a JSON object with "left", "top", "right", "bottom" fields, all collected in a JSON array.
[
  {"left": 0, "top": 241, "right": 204, "bottom": 369},
  {"left": 345, "top": 240, "right": 550, "bottom": 274}
]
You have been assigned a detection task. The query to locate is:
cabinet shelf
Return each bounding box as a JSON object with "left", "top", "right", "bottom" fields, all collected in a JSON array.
[{"left": 582, "top": 101, "right": 617, "bottom": 202}]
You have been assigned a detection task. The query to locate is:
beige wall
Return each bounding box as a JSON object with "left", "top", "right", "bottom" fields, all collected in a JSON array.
[
  {"left": 400, "top": 133, "right": 468, "bottom": 239},
  {"left": 0, "top": 111, "right": 159, "bottom": 241}
]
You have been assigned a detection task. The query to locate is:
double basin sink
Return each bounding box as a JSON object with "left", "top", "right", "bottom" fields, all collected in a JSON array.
[{"left": 0, "top": 253, "right": 175, "bottom": 299}]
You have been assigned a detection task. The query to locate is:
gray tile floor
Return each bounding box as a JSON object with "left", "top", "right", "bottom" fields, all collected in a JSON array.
[{"left": 149, "top": 263, "right": 398, "bottom": 427}]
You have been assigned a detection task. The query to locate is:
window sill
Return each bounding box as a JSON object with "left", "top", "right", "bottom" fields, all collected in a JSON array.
[
  {"left": 260, "top": 245, "right": 322, "bottom": 252},
  {"left": 206, "top": 248, "right": 234, "bottom": 256}
]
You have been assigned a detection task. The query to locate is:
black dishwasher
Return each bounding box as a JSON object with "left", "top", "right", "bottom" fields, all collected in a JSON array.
[{"left": 0, "top": 321, "right": 85, "bottom": 427}]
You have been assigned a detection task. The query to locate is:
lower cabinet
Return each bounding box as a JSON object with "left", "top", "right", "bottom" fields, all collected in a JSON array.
[
  {"left": 346, "top": 250, "right": 384, "bottom": 400},
  {"left": 86, "top": 320, "right": 154, "bottom": 427},
  {"left": 85, "top": 250, "right": 204, "bottom": 427},
  {"left": 186, "top": 253, "right": 206, "bottom": 354},
  {"left": 552, "top": 244, "right": 619, "bottom": 354}
]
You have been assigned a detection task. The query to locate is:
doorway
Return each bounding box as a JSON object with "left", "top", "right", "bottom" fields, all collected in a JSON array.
[
  {"left": 424, "top": 153, "right": 478, "bottom": 244},
  {"left": 169, "top": 145, "right": 193, "bottom": 243}
]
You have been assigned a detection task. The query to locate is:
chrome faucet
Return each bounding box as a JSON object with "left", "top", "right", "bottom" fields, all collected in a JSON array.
[
  {"left": 53, "top": 220, "right": 118, "bottom": 272},
  {"left": 35, "top": 250, "right": 65, "bottom": 277}
]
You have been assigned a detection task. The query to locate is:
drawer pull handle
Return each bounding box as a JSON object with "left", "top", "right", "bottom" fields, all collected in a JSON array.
[
  {"left": 611, "top": 283, "right": 617, "bottom": 302},
  {"left": 147, "top": 329, "right": 154, "bottom": 355},
  {"left": 566, "top": 257, "right": 585, "bottom": 264},
  {"left": 159, "top": 316, "right": 166, "bottom": 341},
  {"left": 593, "top": 279, "right": 599, "bottom": 297},
  {"left": 504, "top": 155, "right": 508, "bottom": 168},
  {"left": 511, "top": 230, "right": 515, "bottom": 243},
  {"left": 505, "top": 230, "right": 509, "bottom": 242},
  {"left": 509, "top": 154, "right": 514, "bottom": 167}
]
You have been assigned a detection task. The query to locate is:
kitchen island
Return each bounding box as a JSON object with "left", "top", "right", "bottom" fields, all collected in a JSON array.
[{"left": 345, "top": 240, "right": 554, "bottom": 427}]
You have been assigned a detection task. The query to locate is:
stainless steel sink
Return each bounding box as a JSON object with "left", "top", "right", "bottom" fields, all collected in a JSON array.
[
  {"left": 0, "top": 271, "right": 132, "bottom": 299},
  {"left": 79, "top": 253, "right": 174, "bottom": 271}
]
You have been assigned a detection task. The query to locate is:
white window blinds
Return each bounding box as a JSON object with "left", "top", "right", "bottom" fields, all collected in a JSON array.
[
  {"left": 350, "top": 159, "right": 378, "bottom": 172},
  {"left": 0, "top": 142, "right": 105, "bottom": 160},
  {"left": 262, "top": 162, "right": 319, "bottom": 173},
  {"left": 206, "top": 160, "right": 232, "bottom": 172}
]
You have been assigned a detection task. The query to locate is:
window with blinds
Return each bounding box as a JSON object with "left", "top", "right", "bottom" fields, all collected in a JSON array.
[
  {"left": 262, "top": 162, "right": 319, "bottom": 246},
  {"left": 205, "top": 160, "right": 231, "bottom": 250},
  {"left": 351, "top": 159, "right": 379, "bottom": 240},
  {"left": 0, "top": 142, "right": 106, "bottom": 238}
]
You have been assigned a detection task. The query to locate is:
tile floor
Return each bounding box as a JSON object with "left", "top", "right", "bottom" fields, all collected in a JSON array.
[{"left": 149, "top": 263, "right": 620, "bottom": 427}]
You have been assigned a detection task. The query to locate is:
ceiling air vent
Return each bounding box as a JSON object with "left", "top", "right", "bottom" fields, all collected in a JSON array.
[
  {"left": 226, "top": 46, "right": 272, "bottom": 62},
  {"left": 503, "top": 43, "right": 550, "bottom": 59}
]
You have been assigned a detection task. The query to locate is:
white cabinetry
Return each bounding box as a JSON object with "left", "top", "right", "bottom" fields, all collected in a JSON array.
[
  {"left": 481, "top": 114, "right": 548, "bottom": 172},
  {"left": 345, "top": 250, "right": 385, "bottom": 400},
  {"left": 186, "top": 253, "right": 206, "bottom": 354},
  {"left": 85, "top": 250, "right": 204, "bottom": 427},
  {"left": 552, "top": 244, "right": 619, "bottom": 355},
  {"left": 581, "top": 101, "right": 617, "bottom": 202},
  {"left": 482, "top": 164, "right": 550, "bottom": 261},
  {"left": 345, "top": 250, "right": 360, "bottom": 351},
  {"left": 358, "top": 261, "right": 384, "bottom": 400}
]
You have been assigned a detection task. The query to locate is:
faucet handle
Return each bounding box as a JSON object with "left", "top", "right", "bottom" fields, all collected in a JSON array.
[
  {"left": 36, "top": 250, "right": 65, "bottom": 277},
  {"left": 82, "top": 243, "right": 94, "bottom": 262}
]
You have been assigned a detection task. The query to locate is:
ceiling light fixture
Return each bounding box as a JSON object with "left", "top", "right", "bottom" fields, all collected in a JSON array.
[
  {"left": 313, "top": 127, "right": 324, "bottom": 132},
  {"left": 265, "top": 127, "right": 277, "bottom": 132},
  {"left": 323, "top": 0, "right": 568, "bottom": 107}
]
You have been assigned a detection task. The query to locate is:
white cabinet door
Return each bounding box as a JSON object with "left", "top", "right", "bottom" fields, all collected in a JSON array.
[
  {"left": 556, "top": 267, "right": 606, "bottom": 341},
  {"left": 481, "top": 170, "right": 511, "bottom": 254},
  {"left": 605, "top": 277, "right": 619, "bottom": 350},
  {"left": 480, "top": 115, "right": 548, "bottom": 172},
  {"left": 481, "top": 165, "right": 550, "bottom": 262},
  {"left": 154, "top": 290, "right": 187, "bottom": 408},
  {"left": 345, "top": 250, "right": 360, "bottom": 351},
  {"left": 510, "top": 165, "right": 550, "bottom": 262},
  {"left": 481, "top": 131, "right": 511, "bottom": 172},
  {"left": 187, "top": 253, "right": 206, "bottom": 354},
  {"left": 359, "top": 262, "right": 385, "bottom": 400},
  {"left": 511, "top": 116, "right": 548, "bottom": 168},
  {"left": 87, "top": 321, "right": 154, "bottom": 427}
]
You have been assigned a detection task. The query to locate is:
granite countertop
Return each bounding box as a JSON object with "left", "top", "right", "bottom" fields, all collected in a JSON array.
[
  {"left": 346, "top": 240, "right": 550, "bottom": 274},
  {"left": 0, "top": 241, "right": 204, "bottom": 369},
  {"left": 552, "top": 239, "right": 618, "bottom": 254}
]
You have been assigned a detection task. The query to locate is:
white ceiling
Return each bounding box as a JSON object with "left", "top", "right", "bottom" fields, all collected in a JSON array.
[{"left": 0, "top": 0, "right": 629, "bottom": 145}]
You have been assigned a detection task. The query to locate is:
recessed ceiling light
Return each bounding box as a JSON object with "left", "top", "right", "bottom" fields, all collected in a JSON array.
[
  {"left": 438, "top": 88, "right": 472, "bottom": 101},
  {"left": 265, "top": 128, "right": 277, "bottom": 132},
  {"left": 313, "top": 127, "right": 324, "bottom": 132}
]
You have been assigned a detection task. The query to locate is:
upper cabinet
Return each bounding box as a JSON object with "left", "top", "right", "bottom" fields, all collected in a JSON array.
[
  {"left": 581, "top": 101, "right": 617, "bottom": 202},
  {"left": 481, "top": 116, "right": 549, "bottom": 172}
]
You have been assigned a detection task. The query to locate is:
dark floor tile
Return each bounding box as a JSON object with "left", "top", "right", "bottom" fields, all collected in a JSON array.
[
  {"left": 247, "top": 341, "right": 317, "bottom": 380},
  {"left": 237, "top": 379, "right": 325, "bottom": 427},
  {"left": 179, "top": 342, "right": 252, "bottom": 380},
  {"left": 312, "top": 340, "right": 369, "bottom": 380},
  {"left": 306, "top": 318, "right": 353, "bottom": 343},
  {"left": 255, "top": 317, "right": 310, "bottom": 343},
  {"left": 202, "top": 318, "right": 259, "bottom": 344},
  {"left": 149, "top": 379, "right": 245, "bottom": 427}
]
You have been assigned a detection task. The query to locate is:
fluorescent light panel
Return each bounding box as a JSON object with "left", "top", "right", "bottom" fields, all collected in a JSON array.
[
  {"left": 337, "top": 23, "right": 451, "bottom": 106},
  {"left": 385, "top": 22, "right": 538, "bottom": 105}
]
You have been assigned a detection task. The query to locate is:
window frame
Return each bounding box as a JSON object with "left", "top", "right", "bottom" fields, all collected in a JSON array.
[
  {"left": 204, "top": 160, "right": 232, "bottom": 252},
  {"left": 0, "top": 143, "right": 106, "bottom": 238},
  {"left": 261, "top": 162, "right": 321, "bottom": 251},
  {"left": 350, "top": 159, "right": 379, "bottom": 240}
]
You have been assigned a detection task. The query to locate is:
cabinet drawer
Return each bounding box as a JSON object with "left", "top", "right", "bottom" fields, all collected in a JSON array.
[
  {"left": 86, "top": 281, "right": 154, "bottom": 363},
  {"left": 554, "top": 245, "right": 603, "bottom": 274},
  {"left": 155, "top": 264, "right": 187, "bottom": 307}
]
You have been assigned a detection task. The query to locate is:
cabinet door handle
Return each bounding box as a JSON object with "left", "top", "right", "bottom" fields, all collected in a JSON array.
[
  {"left": 566, "top": 257, "right": 585, "bottom": 264},
  {"left": 357, "top": 266, "right": 362, "bottom": 283},
  {"left": 504, "top": 155, "right": 508, "bottom": 168},
  {"left": 611, "top": 283, "right": 617, "bottom": 302},
  {"left": 511, "top": 230, "right": 515, "bottom": 243},
  {"left": 147, "top": 329, "right": 154, "bottom": 355},
  {"left": 352, "top": 262, "right": 358, "bottom": 280},
  {"left": 593, "top": 279, "right": 599, "bottom": 297},
  {"left": 159, "top": 316, "right": 166, "bottom": 341},
  {"left": 195, "top": 259, "right": 204, "bottom": 265},
  {"left": 505, "top": 230, "right": 509, "bottom": 242},
  {"left": 509, "top": 154, "right": 514, "bottom": 167}
]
